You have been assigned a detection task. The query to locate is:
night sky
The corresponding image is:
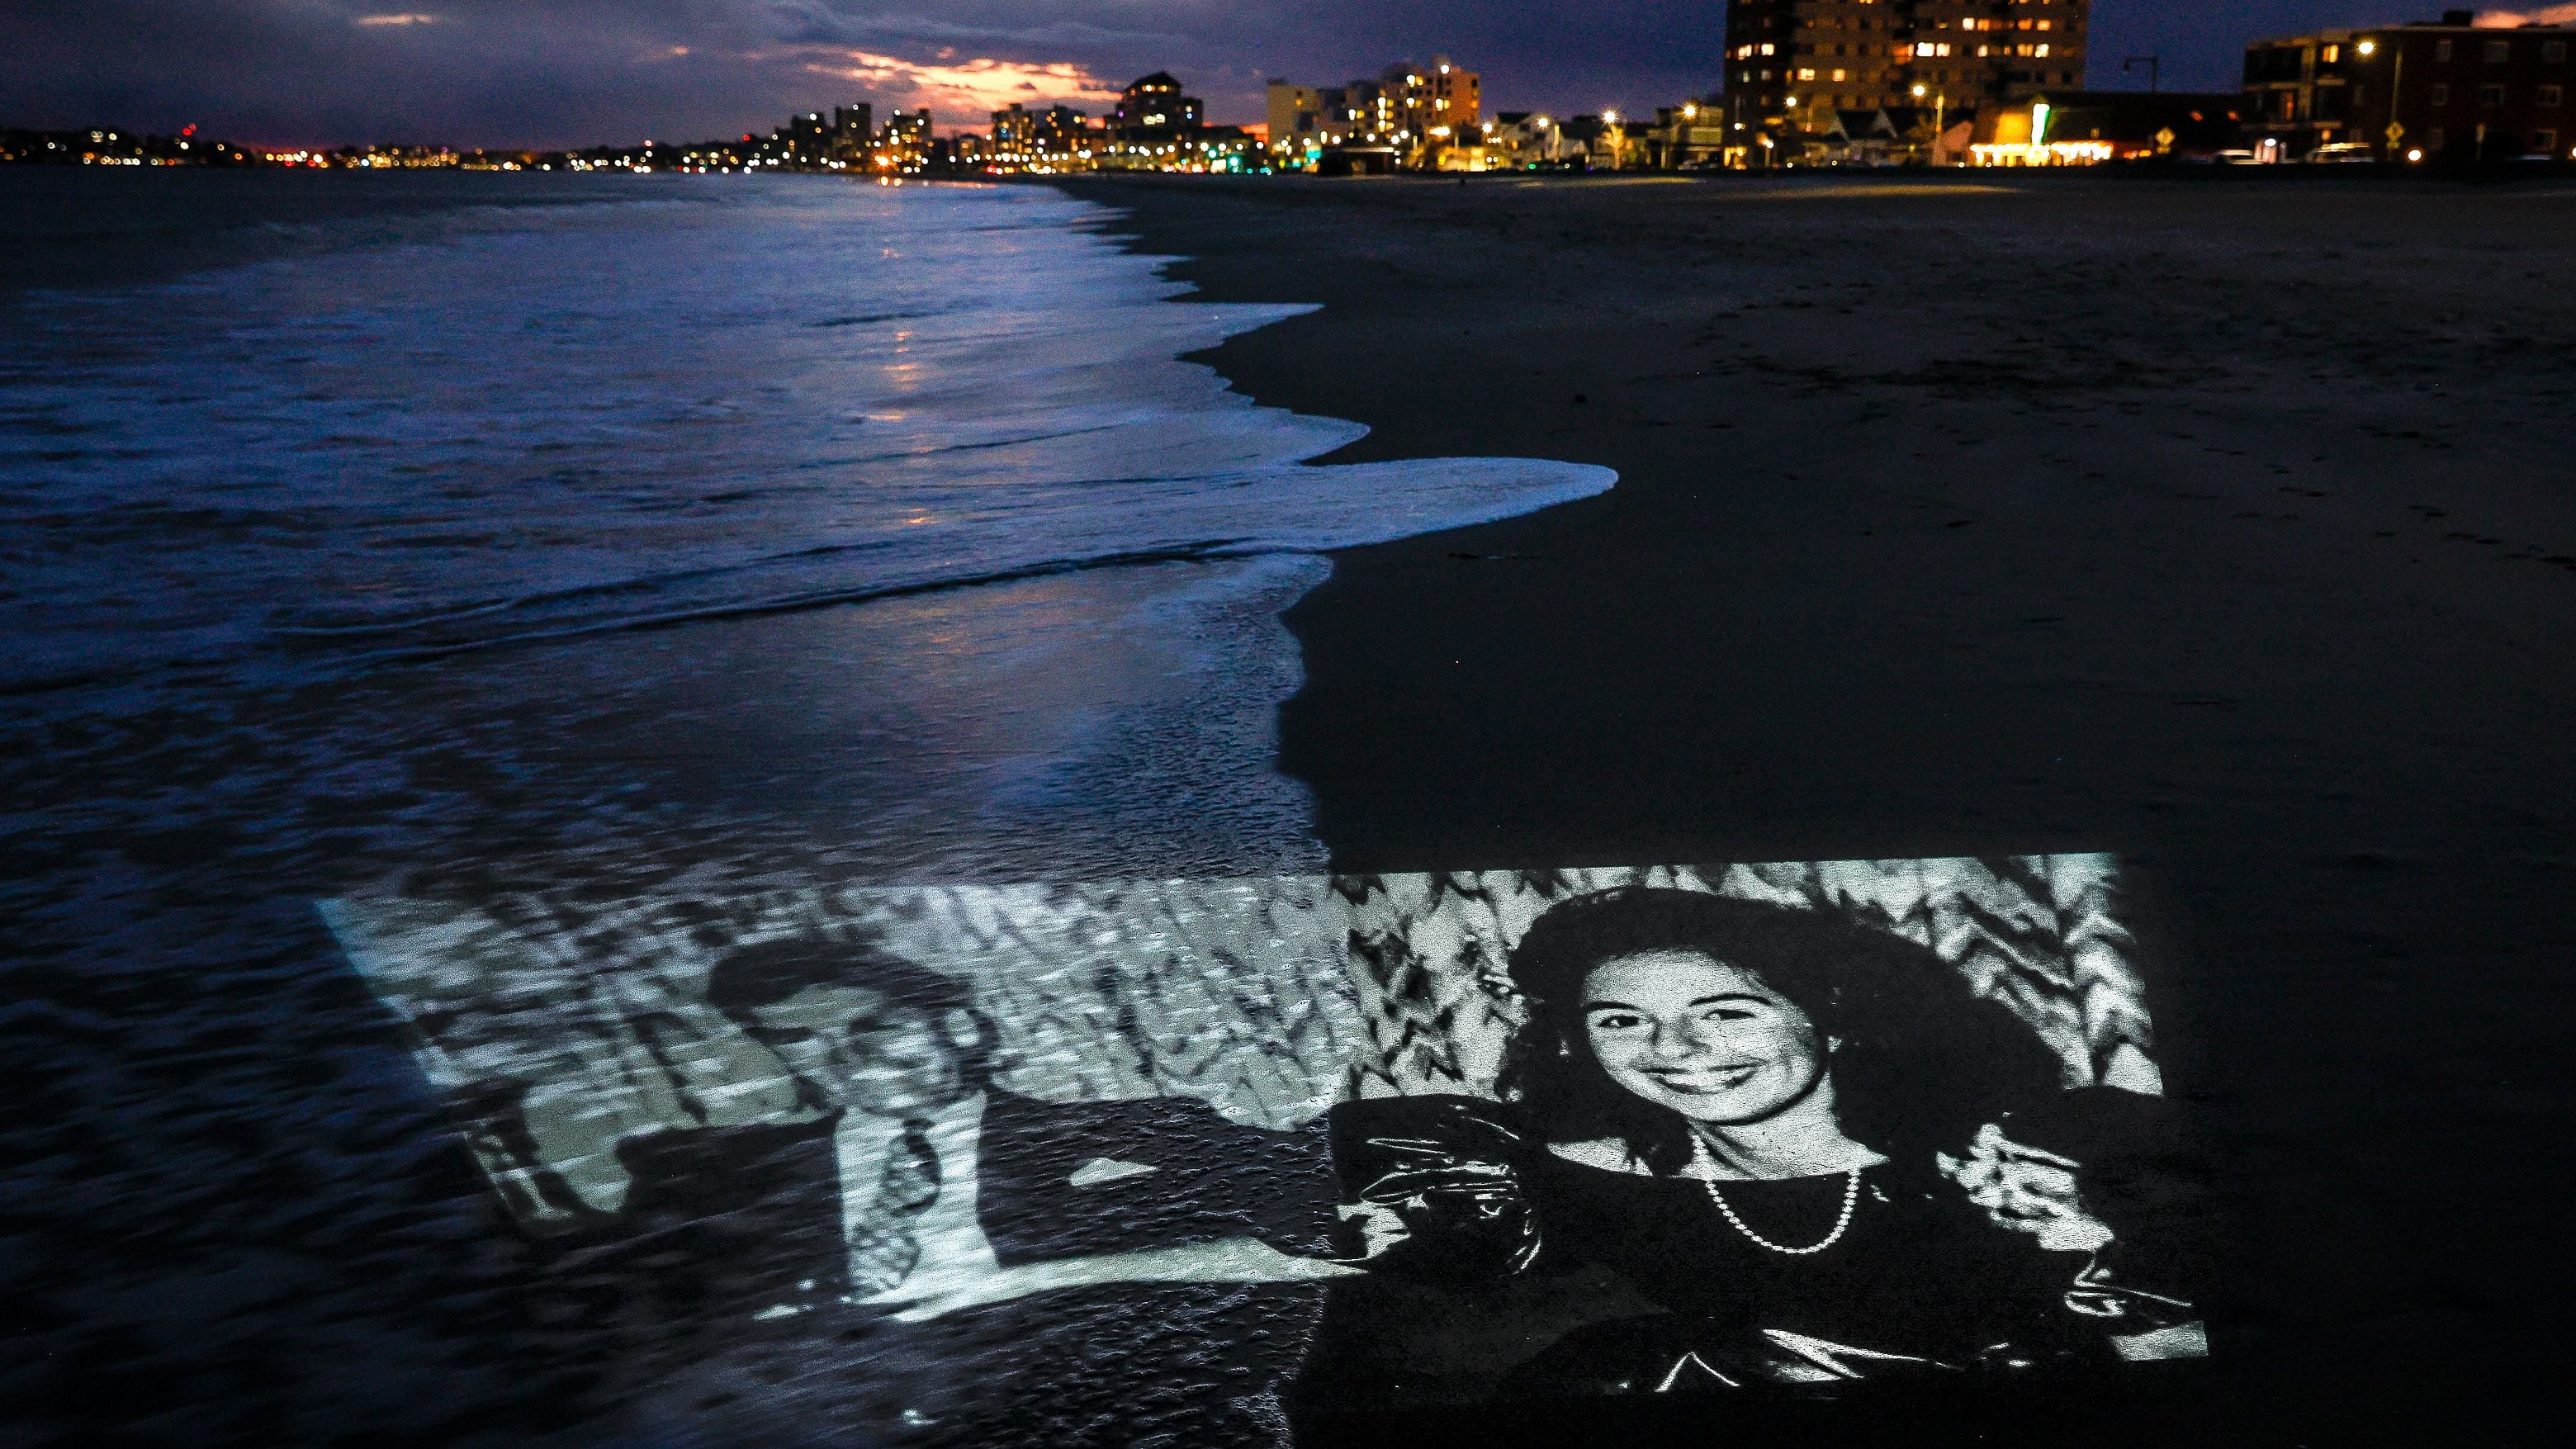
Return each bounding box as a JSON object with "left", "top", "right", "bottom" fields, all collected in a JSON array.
[{"left": 3, "top": 2, "right": 2559, "bottom": 148}]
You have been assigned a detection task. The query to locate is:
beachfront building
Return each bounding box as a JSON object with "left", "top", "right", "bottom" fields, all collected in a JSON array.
[
  {"left": 1642, "top": 102, "right": 1733, "bottom": 168},
  {"left": 1090, "top": 71, "right": 1261, "bottom": 171},
  {"left": 2243, "top": 12, "right": 2575, "bottom": 163},
  {"left": 989, "top": 104, "right": 1038, "bottom": 168},
  {"left": 1267, "top": 82, "right": 1328, "bottom": 168},
  {"left": 1723, "top": 0, "right": 2090, "bottom": 160},
  {"left": 1485, "top": 112, "right": 1584, "bottom": 168},
  {"left": 1968, "top": 90, "right": 2246, "bottom": 164},
  {"left": 1263, "top": 56, "right": 1484, "bottom": 170},
  {"left": 875, "top": 109, "right": 933, "bottom": 173},
  {"left": 978, "top": 104, "right": 1096, "bottom": 173},
  {"left": 1031, "top": 107, "right": 1094, "bottom": 167},
  {"left": 829, "top": 105, "right": 873, "bottom": 166},
  {"left": 1113, "top": 72, "right": 1203, "bottom": 134}
]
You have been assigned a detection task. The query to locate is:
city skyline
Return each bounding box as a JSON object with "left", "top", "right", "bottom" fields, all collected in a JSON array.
[{"left": 1, "top": 2, "right": 2502, "bottom": 150}]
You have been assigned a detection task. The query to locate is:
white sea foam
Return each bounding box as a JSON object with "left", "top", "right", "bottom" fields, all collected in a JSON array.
[{"left": 0, "top": 177, "right": 1611, "bottom": 879}]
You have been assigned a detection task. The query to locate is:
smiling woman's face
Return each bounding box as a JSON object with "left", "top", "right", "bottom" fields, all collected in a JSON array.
[{"left": 1579, "top": 950, "right": 1830, "bottom": 1125}]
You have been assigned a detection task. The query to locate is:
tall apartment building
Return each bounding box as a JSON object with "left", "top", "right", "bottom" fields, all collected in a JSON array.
[
  {"left": 831, "top": 103, "right": 872, "bottom": 165},
  {"left": 1429, "top": 56, "right": 1482, "bottom": 134},
  {"left": 878, "top": 109, "right": 933, "bottom": 173},
  {"left": 1723, "top": 0, "right": 2088, "bottom": 134},
  {"left": 1267, "top": 82, "right": 1326, "bottom": 157},
  {"left": 788, "top": 110, "right": 831, "bottom": 162},
  {"left": 2242, "top": 11, "right": 2574, "bottom": 162}
]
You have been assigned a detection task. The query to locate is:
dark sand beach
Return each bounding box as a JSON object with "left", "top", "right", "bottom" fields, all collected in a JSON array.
[{"left": 1056, "top": 170, "right": 2576, "bottom": 1439}]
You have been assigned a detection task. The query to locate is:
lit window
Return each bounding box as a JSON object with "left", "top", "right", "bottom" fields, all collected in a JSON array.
[
  {"left": 2322, "top": 44, "right": 2340, "bottom": 64},
  {"left": 1762, "top": 43, "right": 1776, "bottom": 55},
  {"left": 2036, "top": 44, "right": 2050, "bottom": 57},
  {"left": 1798, "top": 68, "right": 1817, "bottom": 80},
  {"left": 1832, "top": 69, "right": 1848, "bottom": 81}
]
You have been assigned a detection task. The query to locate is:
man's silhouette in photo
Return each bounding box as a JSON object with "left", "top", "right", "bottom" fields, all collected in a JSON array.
[{"left": 598, "top": 935, "right": 1352, "bottom": 1442}]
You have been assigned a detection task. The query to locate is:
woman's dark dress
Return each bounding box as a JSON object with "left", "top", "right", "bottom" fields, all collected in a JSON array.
[{"left": 1304, "top": 1095, "right": 2198, "bottom": 1404}]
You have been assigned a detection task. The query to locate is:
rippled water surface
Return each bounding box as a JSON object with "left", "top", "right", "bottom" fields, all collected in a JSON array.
[{"left": 0, "top": 172, "right": 1609, "bottom": 1440}]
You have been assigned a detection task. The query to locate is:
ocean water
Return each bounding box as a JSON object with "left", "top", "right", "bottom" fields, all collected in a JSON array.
[
  {"left": 0, "top": 173, "right": 1610, "bottom": 1439},
  {"left": 2, "top": 173, "right": 1611, "bottom": 878}
]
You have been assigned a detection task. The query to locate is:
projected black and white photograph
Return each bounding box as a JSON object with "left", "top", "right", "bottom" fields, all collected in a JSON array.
[{"left": 322, "top": 856, "right": 2204, "bottom": 1442}]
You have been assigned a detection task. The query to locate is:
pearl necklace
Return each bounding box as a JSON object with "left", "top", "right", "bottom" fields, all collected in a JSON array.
[{"left": 1688, "top": 1132, "right": 1862, "bottom": 1256}]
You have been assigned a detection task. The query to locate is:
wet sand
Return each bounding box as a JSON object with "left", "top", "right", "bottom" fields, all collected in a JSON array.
[{"left": 1054, "top": 169, "right": 2576, "bottom": 1440}]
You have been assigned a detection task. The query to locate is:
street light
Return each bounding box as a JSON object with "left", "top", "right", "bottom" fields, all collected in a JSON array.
[{"left": 1913, "top": 83, "right": 1949, "bottom": 159}]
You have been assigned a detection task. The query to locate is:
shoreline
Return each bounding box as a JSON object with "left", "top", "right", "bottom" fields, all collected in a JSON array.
[{"left": 1049, "top": 170, "right": 2576, "bottom": 1437}]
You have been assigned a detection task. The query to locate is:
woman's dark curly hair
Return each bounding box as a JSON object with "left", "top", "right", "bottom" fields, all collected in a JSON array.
[{"left": 1496, "top": 887, "right": 2066, "bottom": 1177}]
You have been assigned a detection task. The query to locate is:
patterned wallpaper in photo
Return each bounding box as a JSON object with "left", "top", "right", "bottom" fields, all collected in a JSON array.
[{"left": 322, "top": 854, "right": 2151, "bottom": 1234}]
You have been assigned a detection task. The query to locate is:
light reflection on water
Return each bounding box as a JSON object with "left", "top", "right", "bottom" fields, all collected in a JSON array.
[
  {"left": 2, "top": 175, "right": 1609, "bottom": 881},
  {"left": 0, "top": 174, "right": 1609, "bottom": 1441}
]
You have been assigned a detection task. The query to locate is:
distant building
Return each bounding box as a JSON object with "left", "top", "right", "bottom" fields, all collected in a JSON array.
[
  {"left": 1578, "top": 116, "right": 1657, "bottom": 169},
  {"left": 2243, "top": 10, "right": 2574, "bottom": 163},
  {"left": 1091, "top": 72, "right": 1260, "bottom": 171},
  {"left": 1486, "top": 112, "right": 1578, "bottom": 168},
  {"left": 1113, "top": 72, "right": 1204, "bottom": 135},
  {"left": 979, "top": 103, "right": 1095, "bottom": 171},
  {"left": 1819, "top": 107, "right": 1908, "bottom": 164},
  {"left": 1267, "top": 81, "right": 1326, "bottom": 165},
  {"left": 1266, "top": 55, "right": 1482, "bottom": 169},
  {"left": 1969, "top": 89, "right": 2245, "bottom": 163},
  {"left": 1033, "top": 106, "right": 1093, "bottom": 163},
  {"left": 788, "top": 111, "right": 831, "bottom": 163},
  {"left": 831, "top": 104, "right": 872, "bottom": 164},
  {"left": 1724, "top": 0, "right": 2090, "bottom": 148},
  {"left": 878, "top": 109, "right": 932, "bottom": 173},
  {"left": 990, "top": 103, "right": 1037, "bottom": 167},
  {"left": 1430, "top": 56, "right": 1482, "bottom": 133},
  {"left": 1644, "top": 101, "right": 1731, "bottom": 168}
]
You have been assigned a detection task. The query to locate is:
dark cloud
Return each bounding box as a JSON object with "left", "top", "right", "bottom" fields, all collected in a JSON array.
[{"left": 0, "top": 2, "right": 2429, "bottom": 149}]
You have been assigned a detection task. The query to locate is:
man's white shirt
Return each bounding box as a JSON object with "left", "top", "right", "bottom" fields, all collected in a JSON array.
[{"left": 836, "top": 1091, "right": 1001, "bottom": 1299}]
